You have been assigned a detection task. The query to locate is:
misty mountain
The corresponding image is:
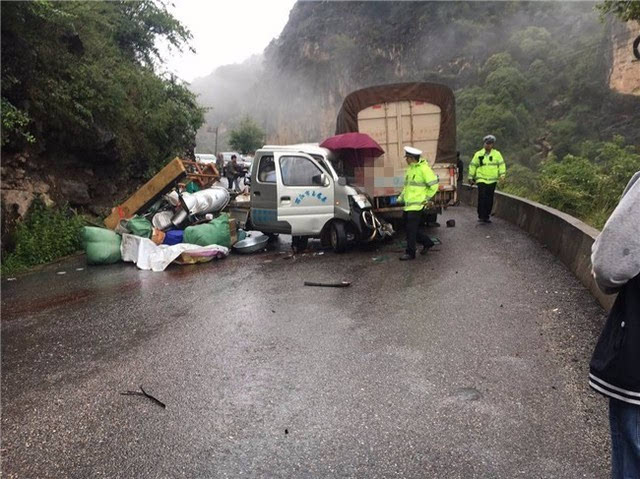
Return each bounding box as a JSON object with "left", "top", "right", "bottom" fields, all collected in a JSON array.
[{"left": 190, "top": 1, "right": 639, "bottom": 162}]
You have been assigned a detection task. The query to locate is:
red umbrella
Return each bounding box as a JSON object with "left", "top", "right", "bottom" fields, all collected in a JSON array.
[{"left": 320, "top": 132, "right": 384, "bottom": 158}]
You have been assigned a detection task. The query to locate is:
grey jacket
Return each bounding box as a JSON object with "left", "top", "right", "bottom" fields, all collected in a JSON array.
[{"left": 591, "top": 171, "right": 640, "bottom": 294}]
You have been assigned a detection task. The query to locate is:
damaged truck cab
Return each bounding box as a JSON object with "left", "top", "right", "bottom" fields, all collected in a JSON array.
[{"left": 247, "top": 144, "right": 391, "bottom": 253}]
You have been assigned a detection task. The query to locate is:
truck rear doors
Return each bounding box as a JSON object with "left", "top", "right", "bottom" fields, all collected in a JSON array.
[
  {"left": 357, "top": 100, "right": 441, "bottom": 195},
  {"left": 357, "top": 100, "right": 456, "bottom": 206}
]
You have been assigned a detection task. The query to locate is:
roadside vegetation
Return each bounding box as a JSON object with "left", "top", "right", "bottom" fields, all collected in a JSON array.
[
  {"left": 1, "top": 1, "right": 204, "bottom": 273},
  {"left": 1, "top": 201, "right": 86, "bottom": 275}
]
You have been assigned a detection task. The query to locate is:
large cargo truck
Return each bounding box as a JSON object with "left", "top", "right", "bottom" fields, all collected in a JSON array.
[{"left": 334, "top": 82, "right": 458, "bottom": 221}]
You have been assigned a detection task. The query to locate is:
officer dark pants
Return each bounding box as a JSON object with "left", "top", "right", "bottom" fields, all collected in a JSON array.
[
  {"left": 405, "top": 210, "right": 435, "bottom": 257},
  {"left": 477, "top": 182, "right": 497, "bottom": 220}
]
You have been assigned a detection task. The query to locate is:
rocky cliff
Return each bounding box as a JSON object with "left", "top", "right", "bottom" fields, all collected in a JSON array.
[{"left": 608, "top": 20, "right": 640, "bottom": 95}]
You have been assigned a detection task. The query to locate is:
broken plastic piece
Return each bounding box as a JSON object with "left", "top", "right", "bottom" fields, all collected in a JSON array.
[
  {"left": 303, "top": 281, "right": 351, "bottom": 288},
  {"left": 121, "top": 385, "right": 166, "bottom": 409}
]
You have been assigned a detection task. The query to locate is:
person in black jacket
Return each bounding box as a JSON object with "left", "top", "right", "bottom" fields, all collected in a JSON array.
[{"left": 589, "top": 171, "right": 640, "bottom": 479}]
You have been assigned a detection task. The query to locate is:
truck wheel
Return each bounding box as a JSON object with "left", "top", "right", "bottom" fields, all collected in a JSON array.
[
  {"left": 330, "top": 221, "right": 347, "bottom": 253},
  {"left": 291, "top": 236, "right": 308, "bottom": 254}
]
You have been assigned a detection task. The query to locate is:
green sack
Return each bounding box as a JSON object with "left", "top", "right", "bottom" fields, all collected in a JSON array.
[
  {"left": 183, "top": 213, "right": 231, "bottom": 248},
  {"left": 185, "top": 181, "right": 200, "bottom": 193},
  {"left": 126, "top": 216, "right": 152, "bottom": 238},
  {"left": 81, "top": 227, "right": 122, "bottom": 265}
]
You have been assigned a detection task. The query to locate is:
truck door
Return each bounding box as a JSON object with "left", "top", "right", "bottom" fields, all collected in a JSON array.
[
  {"left": 275, "top": 152, "right": 335, "bottom": 236},
  {"left": 251, "top": 154, "right": 290, "bottom": 234}
]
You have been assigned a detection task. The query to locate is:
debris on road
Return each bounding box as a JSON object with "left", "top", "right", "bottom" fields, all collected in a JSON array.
[
  {"left": 452, "top": 387, "right": 482, "bottom": 402},
  {"left": 81, "top": 156, "right": 261, "bottom": 270},
  {"left": 233, "top": 234, "right": 269, "bottom": 254},
  {"left": 446, "top": 219, "right": 456, "bottom": 227},
  {"left": 303, "top": 280, "right": 351, "bottom": 288},
  {"left": 121, "top": 386, "right": 166, "bottom": 409}
]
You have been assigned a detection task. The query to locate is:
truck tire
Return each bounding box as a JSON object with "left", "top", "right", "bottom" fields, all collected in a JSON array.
[
  {"left": 291, "top": 235, "right": 308, "bottom": 254},
  {"left": 330, "top": 221, "right": 347, "bottom": 253}
]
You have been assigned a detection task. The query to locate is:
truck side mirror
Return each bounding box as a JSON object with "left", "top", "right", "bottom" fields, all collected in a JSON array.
[{"left": 313, "top": 173, "right": 330, "bottom": 187}]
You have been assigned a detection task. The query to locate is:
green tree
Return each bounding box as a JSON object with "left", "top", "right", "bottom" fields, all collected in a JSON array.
[
  {"left": 596, "top": 0, "right": 640, "bottom": 21},
  {"left": 1, "top": 1, "right": 204, "bottom": 174},
  {"left": 509, "top": 27, "right": 554, "bottom": 64},
  {"left": 229, "top": 117, "right": 265, "bottom": 155},
  {"left": 484, "top": 66, "right": 527, "bottom": 104},
  {"left": 481, "top": 52, "right": 517, "bottom": 79}
]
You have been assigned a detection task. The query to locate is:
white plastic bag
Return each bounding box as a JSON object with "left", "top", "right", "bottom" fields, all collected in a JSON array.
[{"left": 120, "top": 234, "right": 229, "bottom": 272}]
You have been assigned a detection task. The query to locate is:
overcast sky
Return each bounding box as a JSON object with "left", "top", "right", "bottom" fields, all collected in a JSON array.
[{"left": 160, "top": 0, "right": 297, "bottom": 83}]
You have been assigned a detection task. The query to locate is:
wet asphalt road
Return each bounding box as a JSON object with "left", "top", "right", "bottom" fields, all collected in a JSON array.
[{"left": 1, "top": 206, "right": 611, "bottom": 478}]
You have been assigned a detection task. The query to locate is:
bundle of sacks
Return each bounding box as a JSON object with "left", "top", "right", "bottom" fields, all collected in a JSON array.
[{"left": 83, "top": 186, "right": 237, "bottom": 271}]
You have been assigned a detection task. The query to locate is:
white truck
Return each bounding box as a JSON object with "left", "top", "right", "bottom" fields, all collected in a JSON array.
[
  {"left": 334, "top": 82, "right": 458, "bottom": 224},
  {"left": 240, "top": 144, "right": 392, "bottom": 253}
]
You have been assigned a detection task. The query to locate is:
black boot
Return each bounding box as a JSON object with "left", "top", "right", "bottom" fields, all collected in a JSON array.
[{"left": 399, "top": 253, "right": 415, "bottom": 261}]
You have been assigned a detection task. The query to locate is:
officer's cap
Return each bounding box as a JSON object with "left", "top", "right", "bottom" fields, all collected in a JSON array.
[
  {"left": 483, "top": 135, "right": 496, "bottom": 144},
  {"left": 403, "top": 146, "right": 422, "bottom": 157}
]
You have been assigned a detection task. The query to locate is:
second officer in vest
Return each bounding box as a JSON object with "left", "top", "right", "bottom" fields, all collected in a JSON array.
[
  {"left": 468, "top": 134, "right": 506, "bottom": 223},
  {"left": 397, "top": 146, "right": 440, "bottom": 261}
]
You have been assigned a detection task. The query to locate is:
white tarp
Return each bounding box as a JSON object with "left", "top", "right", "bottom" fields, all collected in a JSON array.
[
  {"left": 120, "top": 234, "right": 229, "bottom": 272},
  {"left": 165, "top": 187, "right": 231, "bottom": 228},
  {"left": 165, "top": 187, "right": 230, "bottom": 214}
]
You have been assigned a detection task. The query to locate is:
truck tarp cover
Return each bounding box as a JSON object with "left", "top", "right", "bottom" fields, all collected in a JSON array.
[{"left": 335, "top": 82, "right": 456, "bottom": 164}]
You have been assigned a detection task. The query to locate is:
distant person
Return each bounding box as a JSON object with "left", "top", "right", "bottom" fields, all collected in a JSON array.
[
  {"left": 468, "top": 135, "right": 506, "bottom": 223},
  {"left": 397, "top": 146, "right": 439, "bottom": 261},
  {"left": 215, "top": 153, "right": 224, "bottom": 179},
  {"left": 456, "top": 151, "right": 463, "bottom": 186},
  {"left": 589, "top": 171, "right": 640, "bottom": 479},
  {"left": 227, "top": 154, "right": 240, "bottom": 190}
]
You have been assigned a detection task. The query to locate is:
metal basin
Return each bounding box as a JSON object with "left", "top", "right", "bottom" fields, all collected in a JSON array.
[{"left": 233, "top": 234, "right": 269, "bottom": 254}]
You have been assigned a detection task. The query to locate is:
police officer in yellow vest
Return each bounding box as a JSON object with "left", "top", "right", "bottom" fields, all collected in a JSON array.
[
  {"left": 468, "top": 135, "right": 506, "bottom": 223},
  {"left": 397, "top": 146, "right": 440, "bottom": 261}
]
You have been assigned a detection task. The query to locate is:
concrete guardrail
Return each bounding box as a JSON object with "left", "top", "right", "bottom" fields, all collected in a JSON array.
[{"left": 458, "top": 184, "right": 614, "bottom": 311}]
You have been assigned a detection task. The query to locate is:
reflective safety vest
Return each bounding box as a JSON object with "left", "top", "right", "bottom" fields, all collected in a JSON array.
[
  {"left": 398, "top": 158, "right": 439, "bottom": 212},
  {"left": 469, "top": 148, "right": 506, "bottom": 184}
]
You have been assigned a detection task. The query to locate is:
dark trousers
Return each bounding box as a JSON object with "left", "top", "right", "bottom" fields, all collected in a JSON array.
[
  {"left": 477, "top": 182, "right": 497, "bottom": 220},
  {"left": 609, "top": 398, "right": 640, "bottom": 478},
  {"left": 405, "top": 210, "right": 434, "bottom": 257}
]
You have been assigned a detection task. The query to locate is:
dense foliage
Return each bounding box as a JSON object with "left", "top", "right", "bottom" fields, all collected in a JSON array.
[
  {"left": 597, "top": 0, "right": 640, "bottom": 21},
  {"left": 1, "top": 1, "right": 204, "bottom": 176},
  {"left": 1, "top": 200, "right": 86, "bottom": 274}
]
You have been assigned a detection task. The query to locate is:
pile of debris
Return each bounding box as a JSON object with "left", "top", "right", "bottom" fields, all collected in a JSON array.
[{"left": 82, "top": 157, "right": 263, "bottom": 272}]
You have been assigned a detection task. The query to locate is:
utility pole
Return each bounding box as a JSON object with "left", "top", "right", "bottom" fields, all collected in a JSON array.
[{"left": 214, "top": 125, "right": 219, "bottom": 154}]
